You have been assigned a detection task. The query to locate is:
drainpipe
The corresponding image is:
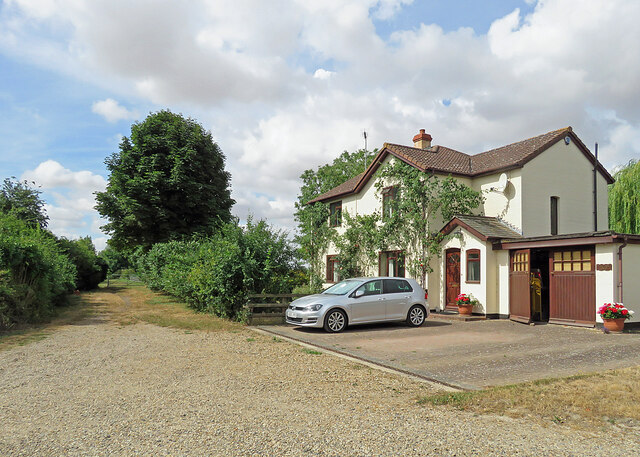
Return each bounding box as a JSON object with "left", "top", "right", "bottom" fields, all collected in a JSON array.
[
  {"left": 593, "top": 143, "right": 598, "bottom": 231},
  {"left": 617, "top": 235, "right": 628, "bottom": 303}
]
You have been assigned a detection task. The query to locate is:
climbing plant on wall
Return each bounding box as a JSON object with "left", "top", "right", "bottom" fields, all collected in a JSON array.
[
  {"left": 375, "top": 160, "right": 483, "bottom": 287},
  {"left": 333, "top": 212, "right": 383, "bottom": 279}
]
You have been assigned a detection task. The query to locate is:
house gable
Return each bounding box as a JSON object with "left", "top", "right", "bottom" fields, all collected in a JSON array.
[{"left": 520, "top": 134, "right": 611, "bottom": 237}]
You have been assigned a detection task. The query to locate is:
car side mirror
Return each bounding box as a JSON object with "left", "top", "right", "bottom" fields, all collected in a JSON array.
[{"left": 353, "top": 290, "right": 365, "bottom": 298}]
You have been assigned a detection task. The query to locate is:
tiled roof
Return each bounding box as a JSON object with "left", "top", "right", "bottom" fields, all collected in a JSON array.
[
  {"left": 470, "top": 127, "right": 569, "bottom": 175},
  {"left": 447, "top": 215, "right": 522, "bottom": 240},
  {"left": 384, "top": 144, "right": 472, "bottom": 175},
  {"left": 308, "top": 127, "right": 614, "bottom": 204},
  {"left": 307, "top": 172, "right": 364, "bottom": 204}
]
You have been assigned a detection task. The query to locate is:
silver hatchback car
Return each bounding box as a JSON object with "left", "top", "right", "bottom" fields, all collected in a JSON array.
[{"left": 285, "top": 277, "right": 428, "bottom": 332}]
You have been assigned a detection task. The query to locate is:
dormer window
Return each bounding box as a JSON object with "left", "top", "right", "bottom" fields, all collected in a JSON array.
[
  {"left": 382, "top": 186, "right": 399, "bottom": 219},
  {"left": 329, "top": 201, "right": 342, "bottom": 227}
]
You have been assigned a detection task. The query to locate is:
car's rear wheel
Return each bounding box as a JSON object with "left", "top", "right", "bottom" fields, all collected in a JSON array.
[
  {"left": 406, "top": 305, "right": 426, "bottom": 327},
  {"left": 324, "top": 309, "right": 347, "bottom": 333}
]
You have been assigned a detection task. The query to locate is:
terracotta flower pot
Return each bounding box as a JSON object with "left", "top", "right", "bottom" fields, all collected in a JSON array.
[
  {"left": 458, "top": 304, "right": 473, "bottom": 315},
  {"left": 603, "top": 318, "right": 625, "bottom": 333}
]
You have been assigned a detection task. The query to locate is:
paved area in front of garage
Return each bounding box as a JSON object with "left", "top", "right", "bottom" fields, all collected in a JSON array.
[{"left": 259, "top": 318, "right": 640, "bottom": 390}]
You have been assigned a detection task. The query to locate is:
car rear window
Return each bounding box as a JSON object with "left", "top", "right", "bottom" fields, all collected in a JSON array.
[{"left": 383, "top": 279, "right": 413, "bottom": 294}]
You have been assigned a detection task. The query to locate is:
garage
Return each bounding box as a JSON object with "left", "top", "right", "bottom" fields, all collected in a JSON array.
[{"left": 508, "top": 246, "right": 595, "bottom": 326}]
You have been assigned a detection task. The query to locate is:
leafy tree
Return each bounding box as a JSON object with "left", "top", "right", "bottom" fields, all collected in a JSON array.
[
  {"left": 99, "top": 245, "right": 130, "bottom": 275},
  {"left": 57, "top": 237, "right": 107, "bottom": 290},
  {"left": 0, "top": 178, "right": 48, "bottom": 229},
  {"left": 294, "top": 149, "right": 371, "bottom": 289},
  {"left": 95, "top": 110, "right": 234, "bottom": 251},
  {"left": 609, "top": 160, "right": 640, "bottom": 234},
  {"left": 375, "top": 160, "right": 483, "bottom": 287}
]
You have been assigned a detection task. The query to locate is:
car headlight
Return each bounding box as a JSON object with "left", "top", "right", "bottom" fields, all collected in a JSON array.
[{"left": 303, "top": 304, "right": 323, "bottom": 312}]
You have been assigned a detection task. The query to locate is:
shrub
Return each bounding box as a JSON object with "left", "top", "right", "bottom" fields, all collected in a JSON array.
[
  {"left": 134, "top": 218, "right": 299, "bottom": 321},
  {"left": 57, "top": 237, "right": 107, "bottom": 290},
  {"left": 0, "top": 214, "right": 76, "bottom": 327}
]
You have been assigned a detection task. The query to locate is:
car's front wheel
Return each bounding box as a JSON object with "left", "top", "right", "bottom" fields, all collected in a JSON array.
[
  {"left": 406, "top": 305, "right": 426, "bottom": 327},
  {"left": 324, "top": 309, "right": 347, "bottom": 333}
]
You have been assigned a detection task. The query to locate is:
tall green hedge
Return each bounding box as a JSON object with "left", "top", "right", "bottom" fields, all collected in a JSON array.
[
  {"left": 135, "top": 219, "right": 300, "bottom": 320},
  {"left": 57, "top": 237, "right": 108, "bottom": 290},
  {"left": 0, "top": 214, "right": 76, "bottom": 328}
]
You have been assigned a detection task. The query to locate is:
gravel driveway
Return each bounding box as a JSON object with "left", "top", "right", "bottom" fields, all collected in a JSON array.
[{"left": 0, "top": 292, "right": 637, "bottom": 456}]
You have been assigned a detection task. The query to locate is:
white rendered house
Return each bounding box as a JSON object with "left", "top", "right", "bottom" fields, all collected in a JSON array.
[{"left": 310, "top": 127, "right": 640, "bottom": 328}]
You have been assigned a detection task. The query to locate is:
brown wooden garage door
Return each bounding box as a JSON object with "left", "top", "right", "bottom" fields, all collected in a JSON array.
[
  {"left": 509, "top": 249, "right": 531, "bottom": 323},
  {"left": 549, "top": 247, "right": 595, "bottom": 326}
]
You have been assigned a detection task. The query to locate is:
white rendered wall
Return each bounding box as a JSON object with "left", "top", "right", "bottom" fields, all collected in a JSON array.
[
  {"left": 520, "top": 140, "right": 609, "bottom": 237},
  {"left": 472, "top": 169, "right": 523, "bottom": 233},
  {"left": 427, "top": 255, "right": 442, "bottom": 310},
  {"left": 495, "top": 250, "right": 511, "bottom": 316},
  {"left": 595, "top": 244, "right": 617, "bottom": 324},
  {"left": 621, "top": 244, "right": 640, "bottom": 322}
]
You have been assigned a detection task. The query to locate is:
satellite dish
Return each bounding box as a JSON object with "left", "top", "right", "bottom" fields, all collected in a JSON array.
[{"left": 494, "top": 173, "right": 508, "bottom": 193}]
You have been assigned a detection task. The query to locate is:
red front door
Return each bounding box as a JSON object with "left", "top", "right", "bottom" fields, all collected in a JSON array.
[{"left": 445, "top": 249, "right": 461, "bottom": 309}]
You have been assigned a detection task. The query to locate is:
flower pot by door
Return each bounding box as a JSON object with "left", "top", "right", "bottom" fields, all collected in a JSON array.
[
  {"left": 458, "top": 304, "right": 473, "bottom": 315},
  {"left": 603, "top": 318, "right": 625, "bottom": 333}
]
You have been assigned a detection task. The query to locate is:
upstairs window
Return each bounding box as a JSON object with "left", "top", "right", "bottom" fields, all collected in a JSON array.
[
  {"left": 550, "top": 196, "right": 559, "bottom": 235},
  {"left": 382, "top": 186, "right": 399, "bottom": 219},
  {"left": 329, "top": 201, "right": 342, "bottom": 227},
  {"left": 466, "top": 249, "right": 481, "bottom": 283}
]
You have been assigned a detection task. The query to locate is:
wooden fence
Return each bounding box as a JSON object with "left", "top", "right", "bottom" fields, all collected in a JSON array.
[{"left": 245, "top": 293, "right": 306, "bottom": 325}]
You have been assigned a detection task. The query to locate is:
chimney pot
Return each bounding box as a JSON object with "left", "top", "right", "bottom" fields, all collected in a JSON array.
[{"left": 412, "top": 129, "right": 432, "bottom": 149}]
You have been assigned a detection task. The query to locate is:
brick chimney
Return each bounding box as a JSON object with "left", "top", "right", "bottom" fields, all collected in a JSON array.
[{"left": 412, "top": 129, "right": 432, "bottom": 149}]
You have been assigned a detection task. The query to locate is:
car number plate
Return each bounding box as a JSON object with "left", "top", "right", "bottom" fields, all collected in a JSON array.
[{"left": 287, "top": 310, "right": 298, "bottom": 318}]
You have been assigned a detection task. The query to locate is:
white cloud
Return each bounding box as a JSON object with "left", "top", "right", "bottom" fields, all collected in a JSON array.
[
  {"left": 313, "top": 68, "right": 335, "bottom": 80},
  {"left": 91, "top": 98, "right": 138, "bottom": 123},
  {"left": 3, "top": 0, "right": 640, "bottom": 236},
  {"left": 22, "top": 160, "right": 106, "bottom": 191},
  {"left": 21, "top": 160, "right": 107, "bottom": 243}
]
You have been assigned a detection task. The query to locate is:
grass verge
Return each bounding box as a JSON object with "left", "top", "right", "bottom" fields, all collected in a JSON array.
[
  {"left": 91, "top": 279, "right": 243, "bottom": 332},
  {"left": 0, "top": 295, "right": 97, "bottom": 352},
  {"left": 1, "top": 280, "right": 243, "bottom": 351},
  {"left": 418, "top": 367, "right": 640, "bottom": 430}
]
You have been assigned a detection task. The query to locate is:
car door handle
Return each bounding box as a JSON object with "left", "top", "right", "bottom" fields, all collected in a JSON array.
[{"left": 377, "top": 297, "right": 385, "bottom": 301}]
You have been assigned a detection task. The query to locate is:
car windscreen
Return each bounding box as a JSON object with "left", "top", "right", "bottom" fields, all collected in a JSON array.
[{"left": 322, "top": 280, "right": 362, "bottom": 295}]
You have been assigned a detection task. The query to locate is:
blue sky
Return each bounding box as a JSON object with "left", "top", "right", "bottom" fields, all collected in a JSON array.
[
  {"left": 1, "top": 0, "right": 639, "bottom": 250},
  {"left": 373, "top": 1, "right": 535, "bottom": 36}
]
